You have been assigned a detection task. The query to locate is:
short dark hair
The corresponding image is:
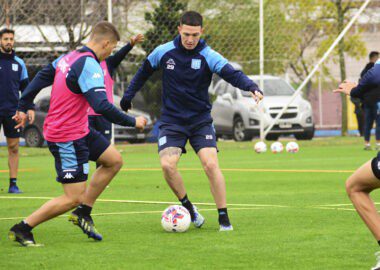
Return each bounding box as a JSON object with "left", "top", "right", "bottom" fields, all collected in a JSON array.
[
  {"left": 0, "top": 28, "right": 15, "bottom": 38},
  {"left": 180, "top": 11, "right": 203, "bottom": 27},
  {"left": 369, "top": 51, "right": 379, "bottom": 59},
  {"left": 90, "top": 21, "right": 120, "bottom": 42}
]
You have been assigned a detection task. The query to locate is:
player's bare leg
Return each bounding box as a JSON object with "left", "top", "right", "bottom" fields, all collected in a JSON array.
[
  {"left": 7, "top": 137, "right": 21, "bottom": 193},
  {"left": 159, "top": 147, "right": 204, "bottom": 227},
  {"left": 69, "top": 145, "right": 123, "bottom": 241},
  {"left": 82, "top": 145, "right": 123, "bottom": 207},
  {"left": 345, "top": 160, "right": 380, "bottom": 269},
  {"left": 197, "top": 147, "right": 232, "bottom": 231}
]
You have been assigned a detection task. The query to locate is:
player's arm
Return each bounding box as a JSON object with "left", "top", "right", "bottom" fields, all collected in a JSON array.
[
  {"left": 120, "top": 45, "right": 160, "bottom": 111},
  {"left": 18, "top": 59, "right": 29, "bottom": 93},
  {"left": 334, "top": 63, "right": 380, "bottom": 97},
  {"left": 205, "top": 49, "right": 263, "bottom": 102},
  {"left": 106, "top": 34, "right": 144, "bottom": 76},
  {"left": 79, "top": 57, "right": 146, "bottom": 128}
]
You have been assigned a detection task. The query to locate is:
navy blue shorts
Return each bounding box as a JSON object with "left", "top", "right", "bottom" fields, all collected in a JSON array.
[
  {"left": 371, "top": 156, "right": 380, "bottom": 180},
  {"left": 158, "top": 121, "right": 217, "bottom": 154},
  {"left": 88, "top": 115, "right": 112, "bottom": 141},
  {"left": 47, "top": 128, "right": 110, "bottom": 184},
  {"left": 0, "top": 115, "right": 21, "bottom": 138}
]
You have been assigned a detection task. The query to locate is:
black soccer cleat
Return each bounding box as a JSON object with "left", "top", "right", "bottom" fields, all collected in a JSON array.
[
  {"left": 68, "top": 212, "right": 103, "bottom": 241},
  {"left": 8, "top": 223, "right": 42, "bottom": 247}
]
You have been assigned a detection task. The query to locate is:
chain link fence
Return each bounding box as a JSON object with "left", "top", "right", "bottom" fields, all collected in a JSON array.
[{"left": 1, "top": 0, "right": 380, "bottom": 136}]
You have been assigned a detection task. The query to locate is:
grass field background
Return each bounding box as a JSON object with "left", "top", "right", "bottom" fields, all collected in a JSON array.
[{"left": 0, "top": 137, "right": 379, "bottom": 269}]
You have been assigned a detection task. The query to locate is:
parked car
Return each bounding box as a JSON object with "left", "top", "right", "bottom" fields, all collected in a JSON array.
[
  {"left": 22, "top": 95, "right": 153, "bottom": 147},
  {"left": 211, "top": 75, "right": 314, "bottom": 141}
]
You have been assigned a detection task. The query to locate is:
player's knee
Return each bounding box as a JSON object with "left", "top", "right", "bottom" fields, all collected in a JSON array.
[
  {"left": 111, "top": 153, "right": 123, "bottom": 172},
  {"left": 8, "top": 144, "right": 19, "bottom": 155},
  {"left": 67, "top": 196, "right": 82, "bottom": 208},
  {"left": 345, "top": 178, "right": 363, "bottom": 196},
  {"left": 161, "top": 160, "right": 177, "bottom": 175},
  {"left": 202, "top": 160, "right": 218, "bottom": 174}
]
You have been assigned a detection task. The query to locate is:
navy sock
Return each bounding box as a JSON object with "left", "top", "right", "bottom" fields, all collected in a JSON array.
[
  {"left": 73, "top": 204, "right": 92, "bottom": 216},
  {"left": 377, "top": 240, "right": 380, "bottom": 247},
  {"left": 218, "top": 208, "right": 231, "bottom": 226},
  {"left": 9, "top": 178, "right": 17, "bottom": 187},
  {"left": 20, "top": 220, "right": 33, "bottom": 232},
  {"left": 179, "top": 194, "right": 195, "bottom": 221}
]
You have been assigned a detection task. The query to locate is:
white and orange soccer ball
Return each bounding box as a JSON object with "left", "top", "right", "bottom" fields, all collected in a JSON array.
[
  {"left": 286, "top": 142, "right": 299, "bottom": 153},
  {"left": 254, "top": 141, "right": 267, "bottom": 153},
  {"left": 270, "top": 142, "right": 284, "bottom": 153},
  {"left": 161, "top": 205, "right": 191, "bottom": 232}
]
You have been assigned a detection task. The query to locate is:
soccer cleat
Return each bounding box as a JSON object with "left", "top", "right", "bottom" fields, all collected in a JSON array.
[
  {"left": 364, "top": 145, "right": 372, "bottom": 151},
  {"left": 8, "top": 224, "right": 42, "bottom": 247},
  {"left": 8, "top": 185, "right": 22, "bottom": 193},
  {"left": 192, "top": 206, "right": 205, "bottom": 228},
  {"left": 68, "top": 212, "right": 103, "bottom": 241},
  {"left": 372, "top": 251, "right": 380, "bottom": 270},
  {"left": 219, "top": 224, "right": 234, "bottom": 231}
]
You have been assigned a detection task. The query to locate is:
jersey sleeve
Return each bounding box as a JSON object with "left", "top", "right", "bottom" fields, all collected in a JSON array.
[{"left": 77, "top": 57, "right": 105, "bottom": 93}]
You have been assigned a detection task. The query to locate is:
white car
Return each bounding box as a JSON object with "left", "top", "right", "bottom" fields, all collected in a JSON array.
[{"left": 211, "top": 75, "right": 314, "bottom": 141}]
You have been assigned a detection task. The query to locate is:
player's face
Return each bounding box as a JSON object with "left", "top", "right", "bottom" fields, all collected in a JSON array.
[
  {"left": 0, "top": 33, "right": 14, "bottom": 53},
  {"left": 178, "top": 24, "right": 203, "bottom": 50}
]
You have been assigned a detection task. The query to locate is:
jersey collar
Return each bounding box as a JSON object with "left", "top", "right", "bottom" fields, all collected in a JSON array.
[{"left": 0, "top": 49, "right": 15, "bottom": 60}]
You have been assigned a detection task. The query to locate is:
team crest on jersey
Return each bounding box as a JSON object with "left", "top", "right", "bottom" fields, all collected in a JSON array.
[
  {"left": 58, "top": 59, "right": 70, "bottom": 73},
  {"left": 166, "top": 58, "right": 175, "bottom": 70},
  {"left": 191, "top": 59, "right": 201, "bottom": 70},
  {"left": 12, "top": 64, "right": 18, "bottom": 71}
]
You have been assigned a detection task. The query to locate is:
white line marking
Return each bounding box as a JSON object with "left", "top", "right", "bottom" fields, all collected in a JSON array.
[
  {"left": 120, "top": 168, "right": 354, "bottom": 173},
  {"left": 0, "top": 196, "right": 288, "bottom": 208},
  {"left": 0, "top": 207, "right": 265, "bottom": 221}
]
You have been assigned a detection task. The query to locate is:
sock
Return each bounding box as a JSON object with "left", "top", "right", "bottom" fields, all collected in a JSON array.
[
  {"left": 179, "top": 194, "right": 195, "bottom": 221},
  {"left": 20, "top": 220, "right": 33, "bottom": 232},
  {"left": 218, "top": 208, "right": 231, "bottom": 226},
  {"left": 9, "top": 178, "right": 17, "bottom": 187},
  {"left": 73, "top": 204, "right": 92, "bottom": 216},
  {"left": 377, "top": 240, "right": 380, "bottom": 247}
]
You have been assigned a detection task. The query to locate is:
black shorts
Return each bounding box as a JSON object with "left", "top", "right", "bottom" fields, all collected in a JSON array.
[
  {"left": 88, "top": 115, "right": 112, "bottom": 141},
  {"left": 157, "top": 121, "right": 217, "bottom": 154},
  {"left": 0, "top": 115, "right": 21, "bottom": 138},
  {"left": 371, "top": 157, "right": 380, "bottom": 180},
  {"left": 47, "top": 128, "right": 110, "bottom": 184}
]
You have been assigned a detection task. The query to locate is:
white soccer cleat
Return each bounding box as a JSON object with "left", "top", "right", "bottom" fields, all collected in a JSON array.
[
  {"left": 219, "top": 224, "right": 234, "bottom": 232},
  {"left": 371, "top": 251, "right": 380, "bottom": 270},
  {"left": 192, "top": 206, "right": 205, "bottom": 228}
]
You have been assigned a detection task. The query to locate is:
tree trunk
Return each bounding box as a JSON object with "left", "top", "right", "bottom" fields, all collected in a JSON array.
[{"left": 336, "top": 0, "right": 348, "bottom": 136}]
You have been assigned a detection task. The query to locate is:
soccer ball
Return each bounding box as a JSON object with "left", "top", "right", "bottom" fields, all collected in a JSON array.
[
  {"left": 254, "top": 141, "right": 267, "bottom": 153},
  {"left": 286, "top": 142, "right": 299, "bottom": 153},
  {"left": 270, "top": 142, "right": 284, "bottom": 153},
  {"left": 161, "top": 205, "right": 191, "bottom": 233}
]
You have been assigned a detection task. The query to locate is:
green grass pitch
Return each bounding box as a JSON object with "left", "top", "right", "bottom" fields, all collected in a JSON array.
[{"left": 0, "top": 137, "right": 379, "bottom": 269}]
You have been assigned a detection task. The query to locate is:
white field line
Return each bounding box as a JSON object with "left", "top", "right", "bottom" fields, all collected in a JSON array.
[
  {"left": 309, "top": 206, "right": 356, "bottom": 212},
  {"left": 120, "top": 168, "right": 354, "bottom": 173},
  {"left": 0, "top": 196, "right": 289, "bottom": 208},
  {"left": 0, "top": 207, "right": 265, "bottom": 221}
]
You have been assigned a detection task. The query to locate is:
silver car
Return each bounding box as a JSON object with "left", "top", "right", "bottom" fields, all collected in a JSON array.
[{"left": 211, "top": 75, "right": 314, "bottom": 141}]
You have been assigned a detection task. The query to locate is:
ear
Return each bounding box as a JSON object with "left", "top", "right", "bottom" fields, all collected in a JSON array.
[
  {"left": 200, "top": 27, "right": 204, "bottom": 35},
  {"left": 177, "top": 25, "right": 182, "bottom": 34}
]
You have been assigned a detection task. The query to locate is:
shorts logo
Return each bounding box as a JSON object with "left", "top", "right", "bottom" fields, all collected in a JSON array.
[
  {"left": 12, "top": 64, "right": 18, "bottom": 71},
  {"left": 191, "top": 59, "right": 201, "bottom": 70},
  {"left": 159, "top": 136, "right": 167, "bottom": 146},
  {"left": 377, "top": 161, "right": 380, "bottom": 170},
  {"left": 105, "top": 130, "right": 110, "bottom": 134},
  {"left": 83, "top": 163, "right": 89, "bottom": 174},
  {"left": 92, "top": 73, "right": 102, "bottom": 79},
  {"left": 63, "top": 173, "right": 75, "bottom": 179},
  {"left": 166, "top": 58, "right": 175, "bottom": 70},
  {"left": 205, "top": 135, "right": 213, "bottom": 140}
]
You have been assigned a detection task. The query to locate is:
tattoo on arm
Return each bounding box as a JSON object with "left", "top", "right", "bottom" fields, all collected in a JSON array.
[{"left": 159, "top": 147, "right": 182, "bottom": 158}]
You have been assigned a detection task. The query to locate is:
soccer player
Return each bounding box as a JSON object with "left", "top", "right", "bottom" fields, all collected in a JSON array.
[
  {"left": 88, "top": 33, "right": 144, "bottom": 146},
  {"left": 120, "top": 11, "right": 263, "bottom": 231},
  {"left": 0, "top": 28, "right": 34, "bottom": 193},
  {"left": 334, "top": 63, "right": 380, "bottom": 269},
  {"left": 8, "top": 21, "right": 147, "bottom": 247}
]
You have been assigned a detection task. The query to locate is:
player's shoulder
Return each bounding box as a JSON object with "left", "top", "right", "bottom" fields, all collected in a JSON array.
[
  {"left": 14, "top": 55, "right": 26, "bottom": 67},
  {"left": 152, "top": 41, "right": 176, "bottom": 56},
  {"left": 199, "top": 45, "right": 222, "bottom": 58}
]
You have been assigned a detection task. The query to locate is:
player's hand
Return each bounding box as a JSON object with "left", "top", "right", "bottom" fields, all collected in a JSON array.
[
  {"left": 130, "top": 34, "right": 144, "bottom": 46},
  {"left": 12, "top": 111, "right": 27, "bottom": 129},
  {"left": 135, "top": 116, "right": 147, "bottom": 131},
  {"left": 333, "top": 80, "right": 357, "bottom": 96},
  {"left": 120, "top": 98, "right": 132, "bottom": 112},
  {"left": 251, "top": 90, "right": 264, "bottom": 104},
  {"left": 27, "top": 109, "right": 35, "bottom": 124}
]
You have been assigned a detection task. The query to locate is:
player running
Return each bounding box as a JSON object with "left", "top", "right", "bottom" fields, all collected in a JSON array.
[
  {"left": 8, "top": 21, "right": 147, "bottom": 247},
  {"left": 334, "top": 61, "right": 380, "bottom": 269},
  {"left": 120, "top": 11, "right": 263, "bottom": 231}
]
